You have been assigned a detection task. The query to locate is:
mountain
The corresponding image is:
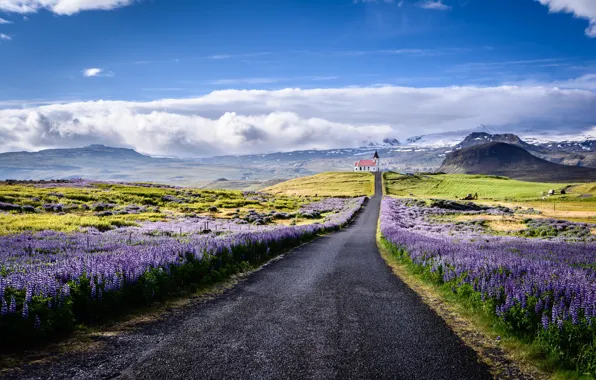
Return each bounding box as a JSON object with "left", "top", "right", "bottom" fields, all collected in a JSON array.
[
  {"left": 439, "top": 142, "right": 596, "bottom": 182},
  {"left": 361, "top": 138, "right": 401, "bottom": 148},
  {"left": 0, "top": 144, "right": 151, "bottom": 166},
  {"left": 450, "top": 132, "right": 596, "bottom": 168},
  {"left": 455, "top": 132, "right": 533, "bottom": 150}
]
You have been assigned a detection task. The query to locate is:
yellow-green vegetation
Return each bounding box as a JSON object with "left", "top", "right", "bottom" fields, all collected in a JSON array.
[
  {"left": 265, "top": 172, "right": 374, "bottom": 197},
  {"left": 571, "top": 183, "right": 596, "bottom": 195},
  {"left": 0, "top": 213, "right": 166, "bottom": 234},
  {"left": 0, "top": 181, "right": 321, "bottom": 234}
]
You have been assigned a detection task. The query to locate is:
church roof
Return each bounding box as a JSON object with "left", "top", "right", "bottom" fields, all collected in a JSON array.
[{"left": 354, "top": 159, "right": 377, "bottom": 167}]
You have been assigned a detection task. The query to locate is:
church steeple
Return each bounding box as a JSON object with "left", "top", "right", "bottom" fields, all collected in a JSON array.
[{"left": 373, "top": 150, "right": 379, "bottom": 160}]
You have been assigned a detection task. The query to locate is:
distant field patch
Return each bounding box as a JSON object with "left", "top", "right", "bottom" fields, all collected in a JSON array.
[
  {"left": 265, "top": 172, "right": 374, "bottom": 197},
  {"left": 486, "top": 220, "right": 527, "bottom": 232}
]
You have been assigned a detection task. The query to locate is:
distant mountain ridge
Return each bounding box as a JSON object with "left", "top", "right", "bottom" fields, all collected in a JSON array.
[
  {"left": 0, "top": 144, "right": 152, "bottom": 162},
  {"left": 1, "top": 132, "right": 596, "bottom": 186},
  {"left": 439, "top": 142, "right": 596, "bottom": 182}
]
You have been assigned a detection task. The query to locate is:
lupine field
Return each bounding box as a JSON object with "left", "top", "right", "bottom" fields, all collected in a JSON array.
[
  {"left": 380, "top": 197, "right": 596, "bottom": 373},
  {"left": 0, "top": 179, "right": 366, "bottom": 347}
]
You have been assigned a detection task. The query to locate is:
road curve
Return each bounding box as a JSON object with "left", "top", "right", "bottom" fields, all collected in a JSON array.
[{"left": 8, "top": 174, "right": 492, "bottom": 380}]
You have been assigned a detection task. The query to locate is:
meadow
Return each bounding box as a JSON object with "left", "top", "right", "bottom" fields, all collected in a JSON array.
[
  {"left": 265, "top": 172, "right": 374, "bottom": 197},
  {"left": 0, "top": 179, "right": 325, "bottom": 234},
  {"left": 384, "top": 172, "right": 596, "bottom": 223},
  {"left": 0, "top": 178, "right": 368, "bottom": 347}
]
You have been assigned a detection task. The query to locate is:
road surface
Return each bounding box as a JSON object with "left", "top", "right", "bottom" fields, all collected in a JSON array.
[{"left": 8, "top": 173, "right": 492, "bottom": 380}]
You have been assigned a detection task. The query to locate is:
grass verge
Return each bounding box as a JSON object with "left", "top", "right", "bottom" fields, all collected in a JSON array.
[{"left": 376, "top": 226, "right": 593, "bottom": 380}]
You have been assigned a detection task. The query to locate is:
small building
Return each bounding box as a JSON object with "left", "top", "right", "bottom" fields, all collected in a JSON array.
[{"left": 354, "top": 151, "right": 380, "bottom": 172}]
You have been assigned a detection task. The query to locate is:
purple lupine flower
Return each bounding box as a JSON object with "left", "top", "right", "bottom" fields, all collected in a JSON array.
[
  {"left": 22, "top": 301, "right": 29, "bottom": 319},
  {"left": 541, "top": 314, "right": 549, "bottom": 330},
  {"left": 9, "top": 296, "right": 16, "bottom": 314}
]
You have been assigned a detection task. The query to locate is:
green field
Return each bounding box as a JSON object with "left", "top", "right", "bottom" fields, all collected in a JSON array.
[
  {"left": 265, "top": 172, "right": 374, "bottom": 197},
  {"left": 0, "top": 181, "right": 318, "bottom": 234},
  {"left": 384, "top": 172, "right": 596, "bottom": 222},
  {"left": 384, "top": 172, "right": 579, "bottom": 200}
]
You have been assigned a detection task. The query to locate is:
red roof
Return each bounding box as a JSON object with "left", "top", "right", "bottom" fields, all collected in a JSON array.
[{"left": 355, "top": 159, "right": 377, "bottom": 167}]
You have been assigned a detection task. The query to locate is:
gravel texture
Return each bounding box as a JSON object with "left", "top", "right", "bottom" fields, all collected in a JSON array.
[{"left": 5, "top": 174, "right": 491, "bottom": 380}]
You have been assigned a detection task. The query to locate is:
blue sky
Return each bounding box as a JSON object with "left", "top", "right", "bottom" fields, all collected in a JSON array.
[
  {"left": 0, "top": 0, "right": 596, "bottom": 156},
  {"left": 0, "top": 0, "right": 595, "bottom": 102}
]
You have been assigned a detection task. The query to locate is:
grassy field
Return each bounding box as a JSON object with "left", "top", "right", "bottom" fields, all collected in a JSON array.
[
  {"left": 0, "top": 181, "right": 322, "bottom": 234},
  {"left": 265, "top": 172, "right": 374, "bottom": 197},
  {"left": 384, "top": 172, "right": 596, "bottom": 223},
  {"left": 384, "top": 172, "right": 574, "bottom": 200}
]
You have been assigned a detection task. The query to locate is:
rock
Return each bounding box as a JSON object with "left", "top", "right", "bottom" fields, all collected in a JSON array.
[{"left": 0, "top": 202, "right": 21, "bottom": 212}]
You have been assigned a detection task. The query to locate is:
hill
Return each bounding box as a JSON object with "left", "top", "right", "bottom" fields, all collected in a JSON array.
[
  {"left": 199, "top": 178, "right": 286, "bottom": 191},
  {"left": 439, "top": 143, "right": 596, "bottom": 182},
  {"left": 264, "top": 172, "right": 374, "bottom": 197}
]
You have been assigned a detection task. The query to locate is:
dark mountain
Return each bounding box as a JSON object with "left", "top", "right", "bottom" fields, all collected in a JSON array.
[
  {"left": 439, "top": 142, "right": 596, "bottom": 182},
  {"left": 454, "top": 132, "right": 596, "bottom": 168},
  {"left": 455, "top": 132, "right": 534, "bottom": 150}
]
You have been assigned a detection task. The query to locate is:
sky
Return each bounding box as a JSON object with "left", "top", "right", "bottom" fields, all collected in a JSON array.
[{"left": 1, "top": 0, "right": 596, "bottom": 156}]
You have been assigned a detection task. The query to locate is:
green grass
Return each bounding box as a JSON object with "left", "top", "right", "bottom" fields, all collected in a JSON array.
[
  {"left": 384, "top": 172, "right": 581, "bottom": 201},
  {"left": 384, "top": 172, "right": 596, "bottom": 223},
  {"left": 265, "top": 172, "right": 374, "bottom": 197}
]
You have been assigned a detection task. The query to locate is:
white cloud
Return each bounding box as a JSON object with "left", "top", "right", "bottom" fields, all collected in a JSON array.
[
  {"left": 0, "top": 0, "right": 136, "bottom": 15},
  {"left": 0, "top": 84, "right": 595, "bottom": 156},
  {"left": 537, "top": 0, "right": 596, "bottom": 37},
  {"left": 418, "top": 0, "right": 451, "bottom": 10},
  {"left": 83, "top": 68, "right": 103, "bottom": 77},
  {"left": 553, "top": 74, "right": 596, "bottom": 90},
  {"left": 0, "top": 17, "right": 13, "bottom": 24},
  {"left": 0, "top": 33, "right": 11, "bottom": 40}
]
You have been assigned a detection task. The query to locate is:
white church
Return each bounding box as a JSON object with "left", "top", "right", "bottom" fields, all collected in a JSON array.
[{"left": 353, "top": 151, "right": 380, "bottom": 172}]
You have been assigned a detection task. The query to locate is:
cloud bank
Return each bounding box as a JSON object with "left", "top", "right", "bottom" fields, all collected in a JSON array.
[
  {"left": 0, "top": 0, "right": 136, "bottom": 15},
  {"left": 537, "top": 0, "right": 596, "bottom": 37},
  {"left": 1, "top": 85, "right": 595, "bottom": 157}
]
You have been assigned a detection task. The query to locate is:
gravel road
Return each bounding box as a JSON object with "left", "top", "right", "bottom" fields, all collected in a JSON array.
[{"left": 6, "top": 173, "right": 492, "bottom": 380}]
